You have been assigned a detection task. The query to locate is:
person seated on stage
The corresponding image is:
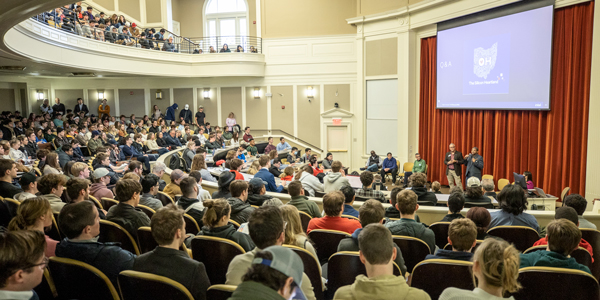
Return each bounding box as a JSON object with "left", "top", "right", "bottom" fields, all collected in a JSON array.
[
  {"left": 481, "top": 179, "right": 497, "bottom": 199},
  {"left": 163, "top": 169, "right": 187, "bottom": 199},
  {"left": 56, "top": 201, "right": 136, "bottom": 288},
  {"left": 385, "top": 190, "right": 436, "bottom": 253},
  {"left": 340, "top": 185, "right": 359, "bottom": 218},
  {"left": 226, "top": 180, "right": 256, "bottom": 225},
  {"left": 133, "top": 204, "right": 210, "bottom": 300},
  {"left": 307, "top": 191, "right": 361, "bottom": 235},
  {"left": 139, "top": 175, "right": 164, "bottom": 211},
  {"left": 324, "top": 161, "right": 350, "bottom": 193},
  {"left": 287, "top": 180, "right": 321, "bottom": 218},
  {"left": 441, "top": 192, "right": 465, "bottom": 222},
  {"left": 380, "top": 152, "right": 398, "bottom": 185},
  {"left": 246, "top": 178, "right": 273, "bottom": 207},
  {"left": 356, "top": 171, "right": 387, "bottom": 203},
  {"left": 338, "top": 200, "right": 407, "bottom": 275},
  {"left": 106, "top": 179, "right": 151, "bottom": 239},
  {"left": 564, "top": 194, "right": 596, "bottom": 230},
  {"left": 531, "top": 207, "right": 593, "bottom": 262},
  {"left": 196, "top": 198, "right": 255, "bottom": 252},
  {"left": 426, "top": 218, "right": 477, "bottom": 262},
  {"left": 362, "top": 150, "right": 381, "bottom": 172},
  {"left": 403, "top": 153, "right": 427, "bottom": 187},
  {"left": 489, "top": 184, "right": 539, "bottom": 233},
  {"left": 520, "top": 218, "right": 591, "bottom": 274},
  {"left": 431, "top": 181, "right": 442, "bottom": 194},
  {"left": 524, "top": 171, "right": 534, "bottom": 189},
  {"left": 254, "top": 156, "right": 285, "bottom": 193},
  {"left": 334, "top": 224, "right": 429, "bottom": 300},
  {"left": 409, "top": 173, "right": 437, "bottom": 205},
  {"left": 439, "top": 238, "right": 522, "bottom": 299},
  {"left": 0, "top": 230, "right": 47, "bottom": 300},
  {"left": 467, "top": 207, "right": 491, "bottom": 240},
  {"left": 464, "top": 177, "right": 492, "bottom": 204}
]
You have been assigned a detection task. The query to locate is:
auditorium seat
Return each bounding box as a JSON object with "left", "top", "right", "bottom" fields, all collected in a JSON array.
[
  {"left": 487, "top": 226, "right": 539, "bottom": 252},
  {"left": 392, "top": 235, "right": 431, "bottom": 273},
  {"left": 560, "top": 187, "right": 571, "bottom": 202},
  {"left": 33, "top": 268, "right": 57, "bottom": 300},
  {"left": 482, "top": 174, "right": 494, "bottom": 181},
  {"left": 156, "top": 191, "right": 175, "bottom": 206},
  {"left": 308, "top": 229, "right": 351, "bottom": 264},
  {"left": 206, "top": 284, "right": 237, "bottom": 300},
  {"left": 298, "top": 211, "right": 312, "bottom": 233},
  {"left": 283, "top": 245, "right": 324, "bottom": 300},
  {"left": 511, "top": 267, "right": 599, "bottom": 300},
  {"left": 98, "top": 220, "right": 141, "bottom": 255},
  {"left": 183, "top": 213, "right": 201, "bottom": 234},
  {"left": 581, "top": 229, "right": 600, "bottom": 281},
  {"left": 428, "top": 222, "right": 451, "bottom": 249},
  {"left": 101, "top": 197, "right": 119, "bottom": 210},
  {"left": 49, "top": 257, "right": 120, "bottom": 300},
  {"left": 3, "top": 197, "right": 20, "bottom": 216},
  {"left": 190, "top": 236, "right": 245, "bottom": 284},
  {"left": 341, "top": 215, "right": 359, "bottom": 221},
  {"left": 118, "top": 270, "right": 194, "bottom": 300},
  {"left": 137, "top": 204, "right": 155, "bottom": 219},
  {"left": 88, "top": 195, "right": 104, "bottom": 210},
  {"left": 46, "top": 213, "right": 62, "bottom": 241},
  {"left": 409, "top": 259, "right": 474, "bottom": 299}
]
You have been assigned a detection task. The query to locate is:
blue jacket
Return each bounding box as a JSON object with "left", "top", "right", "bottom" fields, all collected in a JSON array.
[
  {"left": 165, "top": 103, "right": 178, "bottom": 121},
  {"left": 164, "top": 134, "right": 182, "bottom": 147},
  {"left": 382, "top": 157, "right": 397, "bottom": 170},
  {"left": 122, "top": 144, "right": 142, "bottom": 158},
  {"left": 254, "top": 168, "right": 283, "bottom": 193},
  {"left": 343, "top": 204, "right": 359, "bottom": 218}
]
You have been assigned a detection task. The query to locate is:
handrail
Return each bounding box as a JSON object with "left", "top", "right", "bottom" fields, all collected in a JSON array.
[{"left": 252, "top": 129, "right": 322, "bottom": 152}]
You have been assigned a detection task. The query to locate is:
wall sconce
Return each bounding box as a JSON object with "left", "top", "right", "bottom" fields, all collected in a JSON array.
[
  {"left": 307, "top": 86, "right": 314, "bottom": 98},
  {"left": 155, "top": 89, "right": 163, "bottom": 100},
  {"left": 98, "top": 90, "right": 105, "bottom": 100},
  {"left": 253, "top": 88, "right": 261, "bottom": 99},
  {"left": 203, "top": 89, "right": 210, "bottom": 99},
  {"left": 36, "top": 90, "right": 44, "bottom": 100}
]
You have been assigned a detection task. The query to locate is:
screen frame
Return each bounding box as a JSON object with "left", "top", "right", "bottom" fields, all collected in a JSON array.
[{"left": 435, "top": 0, "right": 556, "bottom": 111}]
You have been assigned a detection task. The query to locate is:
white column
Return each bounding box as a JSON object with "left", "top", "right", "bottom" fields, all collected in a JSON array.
[
  {"left": 144, "top": 88, "right": 150, "bottom": 117},
  {"left": 241, "top": 86, "right": 246, "bottom": 129},
  {"left": 292, "top": 84, "right": 298, "bottom": 137},
  {"left": 255, "top": 0, "right": 261, "bottom": 38},
  {"left": 140, "top": 0, "right": 147, "bottom": 24},
  {"left": 267, "top": 85, "right": 271, "bottom": 131},
  {"left": 14, "top": 88, "right": 20, "bottom": 113},
  {"left": 585, "top": 1, "right": 600, "bottom": 204},
  {"left": 354, "top": 24, "right": 365, "bottom": 169},
  {"left": 192, "top": 87, "right": 198, "bottom": 114},
  {"left": 114, "top": 88, "right": 120, "bottom": 116},
  {"left": 396, "top": 26, "right": 414, "bottom": 165},
  {"left": 217, "top": 87, "right": 222, "bottom": 126},
  {"left": 320, "top": 83, "right": 325, "bottom": 151},
  {"left": 169, "top": 88, "right": 174, "bottom": 106}
]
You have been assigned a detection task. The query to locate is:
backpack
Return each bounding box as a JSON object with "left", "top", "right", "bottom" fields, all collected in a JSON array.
[{"left": 168, "top": 153, "right": 187, "bottom": 171}]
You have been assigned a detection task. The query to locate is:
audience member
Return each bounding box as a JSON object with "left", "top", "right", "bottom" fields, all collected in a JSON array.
[
  {"left": 227, "top": 180, "right": 255, "bottom": 224},
  {"left": 38, "top": 174, "right": 67, "bottom": 214},
  {"left": 268, "top": 158, "right": 282, "bottom": 177},
  {"left": 0, "top": 161, "right": 24, "bottom": 200},
  {"left": 324, "top": 161, "right": 349, "bottom": 192},
  {"left": 89, "top": 168, "right": 115, "bottom": 200},
  {"left": 295, "top": 164, "right": 323, "bottom": 197},
  {"left": 439, "top": 238, "right": 521, "bottom": 299},
  {"left": 338, "top": 200, "right": 407, "bottom": 275},
  {"left": 334, "top": 224, "right": 429, "bottom": 300},
  {"left": 441, "top": 192, "right": 465, "bottom": 221},
  {"left": 564, "top": 194, "right": 597, "bottom": 230},
  {"left": 464, "top": 177, "right": 492, "bottom": 204},
  {"left": 356, "top": 171, "right": 386, "bottom": 203},
  {"left": 246, "top": 177, "right": 273, "bottom": 206},
  {"left": 163, "top": 169, "right": 186, "bottom": 199},
  {"left": 229, "top": 158, "right": 245, "bottom": 180},
  {"left": 263, "top": 137, "right": 276, "bottom": 154},
  {"left": 139, "top": 175, "right": 164, "bottom": 210},
  {"left": 466, "top": 207, "right": 491, "bottom": 240},
  {"left": 489, "top": 184, "right": 539, "bottom": 232},
  {"left": 225, "top": 206, "right": 316, "bottom": 299},
  {"left": 385, "top": 190, "right": 436, "bottom": 253},
  {"left": 287, "top": 180, "right": 321, "bottom": 218},
  {"left": 188, "top": 170, "right": 212, "bottom": 201},
  {"left": 13, "top": 173, "right": 38, "bottom": 201},
  {"left": 307, "top": 191, "right": 361, "bottom": 234},
  {"left": 280, "top": 205, "right": 318, "bottom": 259},
  {"left": 174, "top": 176, "right": 204, "bottom": 226},
  {"left": 42, "top": 152, "right": 62, "bottom": 175},
  {"left": 65, "top": 178, "right": 91, "bottom": 204},
  {"left": 385, "top": 187, "right": 402, "bottom": 218},
  {"left": 340, "top": 185, "right": 359, "bottom": 218},
  {"left": 431, "top": 181, "right": 442, "bottom": 194},
  {"left": 197, "top": 198, "right": 255, "bottom": 251},
  {"left": 410, "top": 172, "right": 437, "bottom": 205},
  {"left": 481, "top": 179, "right": 497, "bottom": 199},
  {"left": 0, "top": 230, "right": 46, "bottom": 300},
  {"left": 152, "top": 161, "right": 168, "bottom": 190},
  {"left": 212, "top": 171, "right": 234, "bottom": 199},
  {"left": 71, "top": 162, "right": 90, "bottom": 179},
  {"left": 133, "top": 204, "right": 210, "bottom": 300},
  {"left": 56, "top": 201, "right": 135, "bottom": 287},
  {"left": 425, "top": 219, "right": 477, "bottom": 261},
  {"left": 8, "top": 197, "right": 57, "bottom": 257},
  {"left": 106, "top": 179, "right": 150, "bottom": 239},
  {"left": 519, "top": 218, "right": 590, "bottom": 274},
  {"left": 254, "top": 156, "right": 284, "bottom": 193}
]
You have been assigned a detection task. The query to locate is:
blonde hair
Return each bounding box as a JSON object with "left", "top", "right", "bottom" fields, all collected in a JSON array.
[
  {"left": 71, "top": 162, "right": 88, "bottom": 177},
  {"left": 283, "top": 166, "right": 294, "bottom": 177},
  {"left": 472, "top": 238, "right": 521, "bottom": 294},
  {"left": 247, "top": 160, "right": 260, "bottom": 175},
  {"left": 432, "top": 181, "right": 441, "bottom": 192},
  {"left": 8, "top": 197, "right": 51, "bottom": 231},
  {"left": 280, "top": 205, "right": 305, "bottom": 246},
  {"left": 123, "top": 172, "right": 140, "bottom": 181},
  {"left": 190, "top": 154, "right": 207, "bottom": 171}
]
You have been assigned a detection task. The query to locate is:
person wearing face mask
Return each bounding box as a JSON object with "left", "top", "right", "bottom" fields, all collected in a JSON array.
[
  {"left": 362, "top": 150, "right": 381, "bottom": 172},
  {"left": 287, "top": 147, "right": 301, "bottom": 164},
  {"left": 179, "top": 104, "right": 193, "bottom": 125}
]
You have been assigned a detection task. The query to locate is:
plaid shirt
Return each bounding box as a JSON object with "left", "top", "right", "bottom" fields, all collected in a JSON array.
[{"left": 356, "top": 187, "right": 387, "bottom": 203}]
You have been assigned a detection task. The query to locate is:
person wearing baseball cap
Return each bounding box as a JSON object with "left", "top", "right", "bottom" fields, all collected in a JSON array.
[
  {"left": 229, "top": 245, "right": 306, "bottom": 300},
  {"left": 465, "top": 177, "right": 491, "bottom": 204},
  {"left": 247, "top": 177, "right": 272, "bottom": 206},
  {"left": 13, "top": 172, "right": 38, "bottom": 201},
  {"left": 90, "top": 168, "right": 114, "bottom": 200}
]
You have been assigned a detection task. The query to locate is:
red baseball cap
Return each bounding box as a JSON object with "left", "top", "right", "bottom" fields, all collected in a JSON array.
[{"left": 131, "top": 23, "right": 137, "bottom": 27}]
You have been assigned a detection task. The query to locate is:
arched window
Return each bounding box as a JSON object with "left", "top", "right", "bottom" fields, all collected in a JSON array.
[{"left": 204, "top": 0, "right": 249, "bottom": 52}]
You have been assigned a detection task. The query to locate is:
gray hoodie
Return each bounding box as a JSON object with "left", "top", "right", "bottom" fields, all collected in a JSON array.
[
  {"left": 298, "top": 171, "right": 323, "bottom": 197},
  {"left": 323, "top": 172, "right": 350, "bottom": 193}
]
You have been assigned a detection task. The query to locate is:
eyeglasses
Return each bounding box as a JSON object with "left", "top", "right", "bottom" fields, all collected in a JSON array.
[{"left": 24, "top": 257, "right": 49, "bottom": 270}]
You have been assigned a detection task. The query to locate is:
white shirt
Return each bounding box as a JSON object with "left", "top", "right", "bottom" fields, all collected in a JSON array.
[{"left": 196, "top": 184, "right": 211, "bottom": 201}]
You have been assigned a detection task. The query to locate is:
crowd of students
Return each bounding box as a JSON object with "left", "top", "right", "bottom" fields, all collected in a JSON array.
[{"left": 0, "top": 101, "right": 598, "bottom": 300}]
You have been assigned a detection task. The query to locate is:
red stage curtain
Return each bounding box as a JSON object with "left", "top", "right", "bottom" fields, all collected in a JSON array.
[{"left": 418, "top": 2, "right": 594, "bottom": 198}]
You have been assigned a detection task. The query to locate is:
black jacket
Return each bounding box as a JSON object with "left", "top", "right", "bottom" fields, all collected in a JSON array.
[
  {"left": 384, "top": 206, "right": 401, "bottom": 219},
  {"left": 444, "top": 151, "right": 464, "bottom": 176},
  {"left": 177, "top": 196, "right": 204, "bottom": 231},
  {"left": 106, "top": 203, "right": 151, "bottom": 239},
  {"left": 226, "top": 197, "right": 255, "bottom": 224},
  {"left": 73, "top": 104, "right": 89, "bottom": 115},
  {"left": 484, "top": 191, "right": 497, "bottom": 199},
  {"left": 52, "top": 103, "right": 66, "bottom": 115},
  {"left": 212, "top": 190, "right": 231, "bottom": 199},
  {"left": 247, "top": 193, "right": 273, "bottom": 206},
  {"left": 55, "top": 238, "right": 136, "bottom": 288},
  {"left": 199, "top": 224, "right": 255, "bottom": 252},
  {"left": 269, "top": 165, "right": 282, "bottom": 177},
  {"left": 412, "top": 187, "right": 438, "bottom": 205},
  {"left": 24, "top": 141, "right": 38, "bottom": 158},
  {"left": 133, "top": 247, "right": 210, "bottom": 300},
  {"left": 464, "top": 194, "right": 492, "bottom": 204}
]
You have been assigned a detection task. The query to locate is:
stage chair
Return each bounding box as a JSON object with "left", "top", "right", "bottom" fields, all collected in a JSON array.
[
  {"left": 498, "top": 179, "right": 510, "bottom": 191},
  {"left": 190, "top": 236, "right": 246, "bottom": 284},
  {"left": 99, "top": 220, "right": 141, "bottom": 255},
  {"left": 392, "top": 235, "right": 431, "bottom": 273},
  {"left": 298, "top": 211, "right": 312, "bottom": 233},
  {"left": 118, "top": 270, "right": 194, "bottom": 300},
  {"left": 482, "top": 174, "right": 494, "bottom": 181},
  {"left": 284, "top": 245, "right": 325, "bottom": 300},
  {"left": 48, "top": 257, "right": 120, "bottom": 300},
  {"left": 510, "top": 267, "right": 599, "bottom": 300},
  {"left": 409, "top": 259, "right": 474, "bottom": 299},
  {"left": 487, "top": 226, "right": 539, "bottom": 252},
  {"left": 308, "top": 229, "right": 351, "bottom": 264},
  {"left": 206, "top": 285, "right": 237, "bottom": 300},
  {"left": 429, "top": 222, "right": 451, "bottom": 250},
  {"left": 560, "top": 187, "right": 571, "bottom": 202}
]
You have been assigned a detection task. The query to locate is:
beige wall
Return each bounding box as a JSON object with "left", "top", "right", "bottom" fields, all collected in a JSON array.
[
  {"left": 118, "top": 89, "right": 146, "bottom": 117},
  {"left": 0, "top": 89, "right": 16, "bottom": 112},
  {"left": 150, "top": 89, "right": 170, "bottom": 116},
  {"left": 94, "top": 0, "right": 115, "bottom": 11},
  {"left": 54, "top": 89, "right": 84, "bottom": 113},
  {"left": 270, "top": 86, "right": 293, "bottom": 134},
  {"left": 146, "top": 0, "right": 163, "bottom": 23},
  {"left": 261, "top": 0, "right": 356, "bottom": 38},
  {"left": 297, "top": 85, "right": 320, "bottom": 147},
  {"left": 366, "top": 38, "right": 398, "bottom": 76},
  {"left": 87, "top": 89, "right": 115, "bottom": 116},
  {"left": 357, "top": 0, "right": 426, "bottom": 16},
  {"left": 173, "top": 88, "right": 194, "bottom": 121},
  {"left": 220, "top": 87, "right": 242, "bottom": 128},
  {"left": 245, "top": 86, "right": 267, "bottom": 130},
  {"left": 120, "top": 0, "right": 141, "bottom": 23},
  {"left": 324, "top": 84, "right": 350, "bottom": 111},
  {"left": 196, "top": 88, "right": 218, "bottom": 125},
  {"left": 173, "top": 0, "right": 204, "bottom": 37}
]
